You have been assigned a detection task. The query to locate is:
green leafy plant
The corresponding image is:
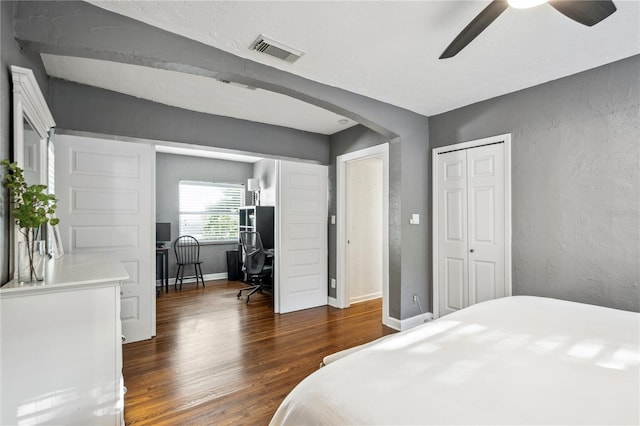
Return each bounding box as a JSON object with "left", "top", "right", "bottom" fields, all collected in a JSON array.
[{"left": 1, "top": 159, "right": 59, "bottom": 281}]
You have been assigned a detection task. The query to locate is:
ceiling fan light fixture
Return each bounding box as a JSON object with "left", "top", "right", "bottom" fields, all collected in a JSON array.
[{"left": 507, "top": 0, "right": 548, "bottom": 9}]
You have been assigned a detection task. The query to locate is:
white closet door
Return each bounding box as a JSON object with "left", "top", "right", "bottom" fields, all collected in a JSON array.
[
  {"left": 437, "top": 142, "right": 506, "bottom": 317},
  {"left": 276, "top": 160, "right": 328, "bottom": 314},
  {"left": 437, "top": 150, "right": 469, "bottom": 316},
  {"left": 56, "top": 134, "right": 154, "bottom": 343},
  {"left": 467, "top": 143, "right": 506, "bottom": 304}
]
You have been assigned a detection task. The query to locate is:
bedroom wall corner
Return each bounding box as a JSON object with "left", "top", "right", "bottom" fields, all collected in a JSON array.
[{"left": 428, "top": 55, "right": 640, "bottom": 312}]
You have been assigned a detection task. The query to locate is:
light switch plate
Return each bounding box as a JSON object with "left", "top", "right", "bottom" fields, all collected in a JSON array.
[{"left": 409, "top": 213, "right": 420, "bottom": 225}]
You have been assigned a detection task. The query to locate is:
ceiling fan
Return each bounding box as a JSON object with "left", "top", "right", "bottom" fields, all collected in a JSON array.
[{"left": 440, "top": 0, "right": 617, "bottom": 59}]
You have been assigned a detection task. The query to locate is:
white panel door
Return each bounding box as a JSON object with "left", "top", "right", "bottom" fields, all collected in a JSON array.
[
  {"left": 56, "top": 134, "right": 154, "bottom": 343},
  {"left": 467, "top": 144, "right": 506, "bottom": 304},
  {"left": 437, "top": 150, "right": 468, "bottom": 316},
  {"left": 346, "top": 157, "right": 383, "bottom": 303},
  {"left": 436, "top": 141, "right": 507, "bottom": 317},
  {"left": 276, "top": 160, "right": 328, "bottom": 314}
]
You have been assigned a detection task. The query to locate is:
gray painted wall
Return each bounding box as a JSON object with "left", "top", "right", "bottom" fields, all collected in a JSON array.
[
  {"left": 430, "top": 55, "right": 640, "bottom": 312},
  {"left": 1, "top": 1, "right": 50, "bottom": 284},
  {"left": 4, "top": 1, "right": 633, "bottom": 319},
  {"left": 49, "top": 79, "right": 330, "bottom": 164},
  {"left": 156, "top": 153, "right": 253, "bottom": 279},
  {"left": 15, "top": 0, "right": 431, "bottom": 320}
]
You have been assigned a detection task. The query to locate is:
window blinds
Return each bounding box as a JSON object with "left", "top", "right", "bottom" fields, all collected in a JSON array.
[{"left": 178, "top": 181, "right": 244, "bottom": 242}]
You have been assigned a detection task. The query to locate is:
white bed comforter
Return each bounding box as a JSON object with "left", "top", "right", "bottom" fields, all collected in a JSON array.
[{"left": 270, "top": 296, "right": 640, "bottom": 425}]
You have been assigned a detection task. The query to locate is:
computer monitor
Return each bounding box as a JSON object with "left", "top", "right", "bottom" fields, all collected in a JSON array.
[{"left": 156, "top": 222, "right": 171, "bottom": 247}]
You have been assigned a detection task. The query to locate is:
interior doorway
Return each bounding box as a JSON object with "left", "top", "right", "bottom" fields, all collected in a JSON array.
[
  {"left": 336, "top": 143, "right": 390, "bottom": 327},
  {"left": 346, "top": 156, "right": 383, "bottom": 303}
]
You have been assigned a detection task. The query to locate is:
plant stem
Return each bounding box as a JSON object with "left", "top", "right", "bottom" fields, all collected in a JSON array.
[{"left": 21, "top": 227, "right": 40, "bottom": 282}]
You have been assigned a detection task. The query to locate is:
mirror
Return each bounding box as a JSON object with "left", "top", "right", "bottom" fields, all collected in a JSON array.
[
  {"left": 22, "top": 118, "right": 44, "bottom": 187},
  {"left": 10, "top": 66, "right": 56, "bottom": 280}
]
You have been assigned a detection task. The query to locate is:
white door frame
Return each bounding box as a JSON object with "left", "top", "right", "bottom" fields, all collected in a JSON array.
[
  {"left": 336, "top": 143, "right": 390, "bottom": 326},
  {"left": 432, "top": 133, "right": 512, "bottom": 319}
]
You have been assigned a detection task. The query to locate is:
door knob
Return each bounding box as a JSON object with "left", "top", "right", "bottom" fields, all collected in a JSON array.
[{"left": 470, "top": 249, "right": 474, "bottom": 253}]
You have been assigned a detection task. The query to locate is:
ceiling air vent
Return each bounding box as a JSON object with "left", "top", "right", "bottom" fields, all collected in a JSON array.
[{"left": 250, "top": 35, "right": 304, "bottom": 63}]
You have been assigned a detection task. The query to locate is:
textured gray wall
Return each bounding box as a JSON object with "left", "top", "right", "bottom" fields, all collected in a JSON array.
[
  {"left": 430, "top": 55, "right": 640, "bottom": 312},
  {"left": 49, "top": 79, "right": 330, "bottom": 164},
  {"left": 16, "top": 0, "right": 431, "bottom": 320},
  {"left": 156, "top": 153, "right": 253, "bottom": 279},
  {"left": 1, "top": 1, "right": 50, "bottom": 284}
]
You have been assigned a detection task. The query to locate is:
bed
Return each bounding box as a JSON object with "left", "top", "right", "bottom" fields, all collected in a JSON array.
[{"left": 270, "top": 296, "right": 640, "bottom": 425}]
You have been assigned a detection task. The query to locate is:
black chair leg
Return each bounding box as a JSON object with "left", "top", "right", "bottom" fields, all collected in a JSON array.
[
  {"left": 196, "top": 264, "right": 204, "bottom": 288},
  {"left": 245, "top": 284, "right": 262, "bottom": 304},
  {"left": 237, "top": 281, "right": 259, "bottom": 299},
  {"left": 174, "top": 265, "right": 182, "bottom": 291},
  {"left": 193, "top": 265, "right": 199, "bottom": 288},
  {"left": 179, "top": 264, "right": 185, "bottom": 290}
]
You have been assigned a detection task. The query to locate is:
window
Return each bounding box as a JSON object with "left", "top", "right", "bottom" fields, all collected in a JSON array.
[{"left": 179, "top": 181, "right": 244, "bottom": 242}]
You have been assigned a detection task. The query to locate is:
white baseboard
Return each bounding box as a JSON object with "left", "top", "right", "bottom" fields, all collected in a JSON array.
[
  {"left": 157, "top": 272, "right": 228, "bottom": 287},
  {"left": 385, "top": 312, "right": 434, "bottom": 331},
  {"left": 350, "top": 292, "right": 383, "bottom": 305},
  {"left": 204, "top": 273, "right": 228, "bottom": 282},
  {"left": 328, "top": 296, "right": 338, "bottom": 307}
]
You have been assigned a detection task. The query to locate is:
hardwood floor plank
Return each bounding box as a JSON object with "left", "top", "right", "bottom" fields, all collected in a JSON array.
[{"left": 123, "top": 280, "right": 394, "bottom": 425}]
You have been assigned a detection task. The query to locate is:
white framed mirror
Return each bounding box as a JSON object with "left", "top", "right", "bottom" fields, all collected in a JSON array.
[{"left": 10, "top": 66, "right": 56, "bottom": 279}]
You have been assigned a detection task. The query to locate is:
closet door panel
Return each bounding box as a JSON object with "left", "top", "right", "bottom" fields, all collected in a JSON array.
[
  {"left": 437, "top": 150, "right": 468, "bottom": 316},
  {"left": 467, "top": 144, "right": 506, "bottom": 304}
]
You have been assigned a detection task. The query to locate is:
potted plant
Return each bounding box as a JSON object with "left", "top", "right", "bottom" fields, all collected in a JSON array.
[{"left": 1, "top": 159, "right": 59, "bottom": 282}]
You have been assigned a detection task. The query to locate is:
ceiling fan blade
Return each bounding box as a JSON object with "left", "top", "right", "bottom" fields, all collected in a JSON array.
[
  {"left": 549, "top": 0, "right": 617, "bottom": 26},
  {"left": 440, "top": 0, "right": 509, "bottom": 59}
]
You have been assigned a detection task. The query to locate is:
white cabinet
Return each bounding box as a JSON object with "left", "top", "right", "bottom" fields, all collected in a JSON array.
[{"left": 0, "top": 254, "right": 128, "bottom": 425}]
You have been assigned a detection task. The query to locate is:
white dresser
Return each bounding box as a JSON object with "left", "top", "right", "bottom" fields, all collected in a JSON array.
[{"left": 0, "top": 253, "right": 129, "bottom": 425}]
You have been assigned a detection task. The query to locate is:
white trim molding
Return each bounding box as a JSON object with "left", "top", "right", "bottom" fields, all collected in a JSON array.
[
  {"left": 163, "top": 272, "right": 229, "bottom": 286},
  {"left": 11, "top": 66, "right": 56, "bottom": 141},
  {"left": 336, "top": 143, "right": 390, "bottom": 327},
  {"left": 385, "top": 312, "right": 434, "bottom": 332},
  {"left": 10, "top": 66, "right": 56, "bottom": 280}
]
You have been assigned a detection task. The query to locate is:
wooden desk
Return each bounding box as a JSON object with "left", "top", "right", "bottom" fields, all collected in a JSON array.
[{"left": 156, "top": 246, "right": 170, "bottom": 294}]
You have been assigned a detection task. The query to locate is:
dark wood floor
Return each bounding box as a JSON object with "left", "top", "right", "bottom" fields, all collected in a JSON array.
[{"left": 123, "top": 280, "right": 394, "bottom": 425}]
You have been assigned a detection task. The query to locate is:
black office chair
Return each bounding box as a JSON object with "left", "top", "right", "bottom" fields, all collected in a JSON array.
[
  {"left": 173, "top": 235, "right": 205, "bottom": 290},
  {"left": 237, "top": 231, "right": 272, "bottom": 304}
]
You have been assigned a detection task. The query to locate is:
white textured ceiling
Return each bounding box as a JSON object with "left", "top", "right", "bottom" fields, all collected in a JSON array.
[
  {"left": 87, "top": 0, "right": 640, "bottom": 119},
  {"left": 45, "top": 0, "right": 639, "bottom": 138}
]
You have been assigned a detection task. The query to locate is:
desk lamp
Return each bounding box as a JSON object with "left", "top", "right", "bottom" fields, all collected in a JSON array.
[{"left": 248, "top": 178, "right": 261, "bottom": 206}]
